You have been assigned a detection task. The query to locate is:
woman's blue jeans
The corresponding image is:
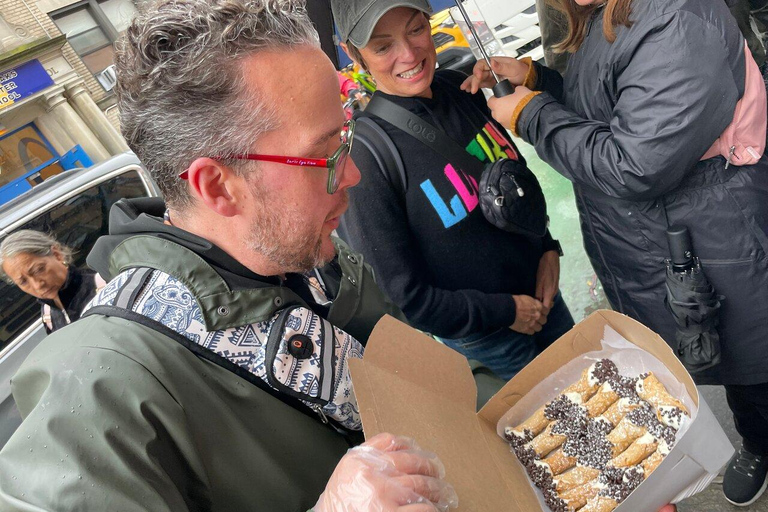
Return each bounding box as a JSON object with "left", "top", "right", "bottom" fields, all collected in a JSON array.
[{"left": 440, "top": 293, "right": 575, "bottom": 381}]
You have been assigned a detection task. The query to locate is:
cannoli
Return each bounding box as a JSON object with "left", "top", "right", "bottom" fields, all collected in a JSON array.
[
  {"left": 636, "top": 373, "right": 689, "bottom": 428},
  {"left": 578, "top": 466, "right": 644, "bottom": 512},
  {"left": 584, "top": 382, "right": 621, "bottom": 418},
  {"left": 580, "top": 495, "right": 619, "bottom": 512},
  {"left": 554, "top": 404, "right": 671, "bottom": 492},
  {"left": 545, "top": 417, "right": 613, "bottom": 477},
  {"left": 640, "top": 431, "right": 675, "bottom": 477},
  {"left": 585, "top": 373, "right": 639, "bottom": 418},
  {"left": 528, "top": 394, "right": 588, "bottom": 457},
  {"left": 520, "top": 456, "right": 570, "bottom": 512},
  {"left": 552, "top": 409, "right": 648, "bottom": 490},
  {"left": 510, "top": 360, "right": 619, "bottom": 439},
  {"left": 529, "top": 423, "right": 569, "bottom": 458},
  {"left": 595, "top": 397, "right": 643, "bottom": 429},
  {"left": 611, "top": 433, "right": 658, "bottom": 467},
  {"left": 559, "top": 480, "right": 600, "bottom": 510},
  {"left": 558, "top": 466, "right": 643, "bottom": 511},
  {"left": 554, "top": 466, "right": 599, "bottom": 492},
  {"left": 605, "top": 414, "right": 646, "bottom": 456},
  {"left": 641, "top": 448, "right": 664, "bottom": 476},
  {"left": 530, "top": 373, "right": 636, "bottom": 458},
  {"left": 543, "top": 449, "right": 578, "bottom": 476}
]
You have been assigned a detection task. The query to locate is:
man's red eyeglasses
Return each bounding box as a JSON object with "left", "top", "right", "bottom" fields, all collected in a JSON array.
[{"left": 179, "top": 120, "right": 355, "bottom": 194}]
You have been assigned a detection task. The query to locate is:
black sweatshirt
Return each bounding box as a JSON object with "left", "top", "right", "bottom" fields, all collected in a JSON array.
[{"left": 339, "top": 70, "right": 556, "bottom": 339}]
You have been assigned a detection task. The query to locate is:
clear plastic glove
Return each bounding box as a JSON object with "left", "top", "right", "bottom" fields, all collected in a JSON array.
[{"left": 314, "top": 433, "right": 459, "bottom": 512}]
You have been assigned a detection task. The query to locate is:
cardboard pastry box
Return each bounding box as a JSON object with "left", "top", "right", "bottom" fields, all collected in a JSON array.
[{"left": 350, "top": 310, "right": 734, "bottom": 511}]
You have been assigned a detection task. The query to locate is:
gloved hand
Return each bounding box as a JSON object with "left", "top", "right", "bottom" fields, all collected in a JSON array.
[{"left": 314, "top": 433, "right": 459, "bottom": 512}]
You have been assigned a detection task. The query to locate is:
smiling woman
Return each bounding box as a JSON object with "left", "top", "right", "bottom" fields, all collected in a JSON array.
[
  {"left": 343, "top": 7, "right": 437, "bottom": 98},
  {"left": 0, "top": 230, "right": 104, "bottom": 333},
  {"left": 331, "top": 0, "right": 574, "bottom": 381}
]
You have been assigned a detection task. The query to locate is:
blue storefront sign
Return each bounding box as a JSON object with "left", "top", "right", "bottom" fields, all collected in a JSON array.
[{"left": 0, "top": 59, "right": 55, "bottom": 111}]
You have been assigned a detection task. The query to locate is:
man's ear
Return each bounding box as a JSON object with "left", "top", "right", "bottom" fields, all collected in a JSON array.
[{"left": 183, "top": 157, "right": 243, "bottom": 217}]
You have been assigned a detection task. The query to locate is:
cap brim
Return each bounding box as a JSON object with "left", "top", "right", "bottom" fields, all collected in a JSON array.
[{"left": 347, "top": 0, "right": 433, "bottom": 48}]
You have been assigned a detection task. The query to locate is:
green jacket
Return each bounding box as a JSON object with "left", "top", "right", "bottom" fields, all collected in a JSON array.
[{"left": 0, "top": 201, "right": 405, "bottom": 511}]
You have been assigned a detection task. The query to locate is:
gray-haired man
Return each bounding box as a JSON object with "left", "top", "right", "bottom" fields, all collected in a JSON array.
[{"left": 0, "top": 1, "right": 457, "bottom": 510}]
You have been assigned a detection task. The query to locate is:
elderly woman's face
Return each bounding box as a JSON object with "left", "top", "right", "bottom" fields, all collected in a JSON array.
[
  {"left": 2, "top": 250, "right": 69, "bottom": 300},
  {"left": 357, "top": 7, "right": 436, "bottom": 98}
]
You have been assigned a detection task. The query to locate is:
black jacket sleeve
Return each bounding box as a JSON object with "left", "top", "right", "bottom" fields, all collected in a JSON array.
[
  {"left": 531, "top": 61, "right": 565, "bottom": 102},
  {"left": 517, "top": 12, "right": 739, "bottom": 201},
  {"left": 339, "top": 144, "right": 517, "bottom": 339}
]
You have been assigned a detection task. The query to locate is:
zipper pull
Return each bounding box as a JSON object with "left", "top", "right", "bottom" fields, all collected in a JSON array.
[
  {"left": 510, "top": 176, "right": 525, "bottom": 197},
  {"left": 312, "top": 404, "right": 329, "bottom": 424},
  {"left": 725, "top": 145, "right": 736, "bottom": 169}
]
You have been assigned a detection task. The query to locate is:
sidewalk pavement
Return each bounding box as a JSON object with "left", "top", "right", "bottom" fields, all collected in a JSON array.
[{"left": 677, "top": 386, "right": 768, "bottom": 511}]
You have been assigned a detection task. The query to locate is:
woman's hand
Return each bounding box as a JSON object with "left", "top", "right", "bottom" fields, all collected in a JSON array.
[
  {"left": 659, "top": 506, "right": 676, "bottom": 512},
  {"left": 511, "top": 295, "right": 548, "bottom": 335},
  {"left": 486, "top": 85, "right": 534, "bottom": 129},
  {"left": 535, "top": 250, "right": 561, "bottom": 310},
  {"left": 460, "top": 56, "right": 530, "bottom": 94}
]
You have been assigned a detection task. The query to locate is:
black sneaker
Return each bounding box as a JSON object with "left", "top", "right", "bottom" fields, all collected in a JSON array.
[{"left": 723, "top": 448, "right": 768, "bottom": 506}]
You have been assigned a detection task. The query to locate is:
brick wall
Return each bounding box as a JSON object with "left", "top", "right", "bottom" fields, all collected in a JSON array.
[{"left": 1, "top": 0, "right": 115, "bottom": 118}]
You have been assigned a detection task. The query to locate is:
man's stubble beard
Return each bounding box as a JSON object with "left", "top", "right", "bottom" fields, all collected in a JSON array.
[{"left": 244, "top": 179, "right": 344, "bottom": 274}]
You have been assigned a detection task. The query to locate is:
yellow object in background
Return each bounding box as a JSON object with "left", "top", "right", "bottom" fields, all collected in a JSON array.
[{"left": 430, "top": 8, "right": 469, "bottom": 53}]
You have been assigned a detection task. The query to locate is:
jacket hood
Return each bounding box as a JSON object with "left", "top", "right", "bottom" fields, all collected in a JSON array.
[{"left": 87, "top": 198, "right": 279, "bottom": 288}]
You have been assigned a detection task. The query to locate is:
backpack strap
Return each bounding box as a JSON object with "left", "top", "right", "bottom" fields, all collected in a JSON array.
[
  {"left": 82, "top": 269, "right": 362, "bottom": 443},
  {"left": 352, "top": 112, "right": 408, "bottom": 195}
]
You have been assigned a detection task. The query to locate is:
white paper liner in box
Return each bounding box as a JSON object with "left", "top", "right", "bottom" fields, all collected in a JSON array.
[{"left": 496, "top": 326, "right": 697, "bottom": 511}]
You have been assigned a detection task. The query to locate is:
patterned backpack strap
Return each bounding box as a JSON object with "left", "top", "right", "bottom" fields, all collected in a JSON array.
[{"left": 82, "top": 267, "right": 362, "bottom": 440}]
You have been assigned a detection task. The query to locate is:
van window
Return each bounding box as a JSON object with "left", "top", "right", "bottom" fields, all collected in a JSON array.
[{"left": 0, "top": 170, "right": 148, "bottom": 351}]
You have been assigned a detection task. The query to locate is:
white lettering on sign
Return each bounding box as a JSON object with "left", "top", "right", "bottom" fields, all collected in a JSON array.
[
  {"left": 0, "top": 70, "right": 19, "bottom": 83},
  {"left": 0, "top": 92, "right": 21, "bottom": 104},
  {"left": 3, "top": 81, "right": 18, "bottom": 92}
]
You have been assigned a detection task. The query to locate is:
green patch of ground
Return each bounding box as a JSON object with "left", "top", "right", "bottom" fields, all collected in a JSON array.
[{"left": 514, "top": 138, "right": 612, "bottom": 321}]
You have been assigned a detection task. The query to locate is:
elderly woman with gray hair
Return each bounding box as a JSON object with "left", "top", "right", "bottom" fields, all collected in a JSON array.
[{"left": 0, "top": 230, "right": 105, "bottom": 333}]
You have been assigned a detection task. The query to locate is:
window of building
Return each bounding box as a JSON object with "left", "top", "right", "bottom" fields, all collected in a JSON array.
[
  {"left": 0, "top": 124, "right": 59, "bottom": 188},
  {"left": 50, "top": 0, "right": 137, "bottom": 77}
]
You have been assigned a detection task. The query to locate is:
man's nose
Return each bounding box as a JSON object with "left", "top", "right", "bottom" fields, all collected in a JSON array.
[{"left": 338, "top": 157, "right": 361, "bottom": 190}]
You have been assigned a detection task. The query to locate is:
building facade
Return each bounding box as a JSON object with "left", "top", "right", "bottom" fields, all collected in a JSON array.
[{"left": 0, "top": 0, "right": 131, "bottom": 203}]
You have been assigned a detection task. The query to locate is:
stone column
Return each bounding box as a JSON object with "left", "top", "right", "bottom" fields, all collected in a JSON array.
[
  {"left": 43, "top": 86, "right": 110, "bottom": 163},
  {"left": 64, "top": 80, "right": 129, "bottom": 155},
  {"left": 35, "top": 110, "right": 76, "bottom": 156}
]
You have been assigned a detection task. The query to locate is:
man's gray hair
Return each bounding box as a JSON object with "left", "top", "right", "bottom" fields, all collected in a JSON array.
[
  {"left": 114, "top": 0, "right": 320, "bottom": 210},
  {"left": 0, "top": 230, "right": 73, "bottom": 284}
]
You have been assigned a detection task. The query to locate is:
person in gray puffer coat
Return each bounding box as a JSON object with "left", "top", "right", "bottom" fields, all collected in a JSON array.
[{"left": 468, "top": 0, "right": 768, "bottom": 505}]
